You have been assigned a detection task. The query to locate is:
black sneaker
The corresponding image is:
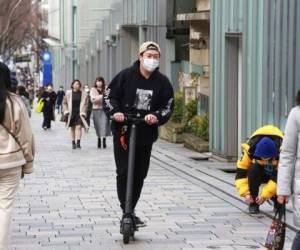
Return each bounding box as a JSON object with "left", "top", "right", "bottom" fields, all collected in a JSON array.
[
  {"left": 249, "top": 203, "right": 260, "bottom": 214},
  {"left": 133, "top": 215, "right": 146, "bottom": 228}
]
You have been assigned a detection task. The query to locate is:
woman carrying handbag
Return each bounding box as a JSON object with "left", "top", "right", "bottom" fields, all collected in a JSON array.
[{"left": 277, "top": 89, "right": 300, "bottom": 250}]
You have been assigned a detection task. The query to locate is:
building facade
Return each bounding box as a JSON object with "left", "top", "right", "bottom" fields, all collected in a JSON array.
[
  {"left": 177, "top": 0, "right": 210, "bottom": 114},
  {"left": 210, "top": 0, "right": 300, "bottom": 160},
  {"left": 45, "top": 0, "right": 77, "bottom": 89},
  {"left": 46, "top": 0, "right": 195, "bottom": 90}
]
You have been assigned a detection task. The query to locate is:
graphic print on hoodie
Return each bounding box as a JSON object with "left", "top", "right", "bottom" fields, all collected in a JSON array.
[{"left": 134, "top": 89, "right": 153, "bottom": 111}]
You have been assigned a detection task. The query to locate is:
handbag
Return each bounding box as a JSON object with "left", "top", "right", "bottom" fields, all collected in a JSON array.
[
  {"left": 34, "top": 99, "right": 44, "bottom": 113},
  {"left": 265, "top": 204, "right": 286, "bottom": 250},
  {"left": 60, "top": 113, "right": 68, "bottom": 123}
]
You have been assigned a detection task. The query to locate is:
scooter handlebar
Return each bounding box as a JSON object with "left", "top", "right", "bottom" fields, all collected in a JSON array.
[{"left": 110, "top": 114, "right": 158, "bottom": 124}]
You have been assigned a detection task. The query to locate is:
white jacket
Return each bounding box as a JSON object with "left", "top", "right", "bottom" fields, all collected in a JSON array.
[
  {"left": 90, "top": 87, "right": 104, "bottom": 109},
  {"left": 277, "top": 106, "right": 300, "bottom": 227}
]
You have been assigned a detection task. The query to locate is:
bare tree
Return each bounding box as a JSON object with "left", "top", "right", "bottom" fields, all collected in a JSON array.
[{"left": 0, "top": 0, "right": 46, "bottom": 61}]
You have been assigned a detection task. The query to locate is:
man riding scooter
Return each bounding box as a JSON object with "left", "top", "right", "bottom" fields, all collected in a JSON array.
[
  {"left": 235, "top": 125, "right": 284, "bottom": 214},
  {"left": 104, "top": 41, "right": 174, "bottom": 240}
]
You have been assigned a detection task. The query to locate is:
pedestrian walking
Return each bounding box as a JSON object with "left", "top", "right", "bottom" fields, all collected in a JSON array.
[
  {"left": 104, "top": 41, "right": 174, "bottom": 227},
  {"left": 27, "top": 84, "right": 34, "bottom": 108},
  {"left": 0, "top": 62, "right": 35, "bottom": 250},
  {"left": 90, "top": 77, "right": 110, "bottom": 148},
  {"left": 41, "top": 84, "right": 56, "bottom": 130},
  {"left": 16, "top": 85, "right": 31, "bottom": 117},
  {"left": 277, "top": 89, "right": 300, "bottom": 250},
  {"left": 56, "top": 85, "right": 65, "bottom": 114},
  {"left": 62, "top": 79, "right": 89, "bottom": 149},
  {"left": 235, "top": 125, "right": 283, "bottom": 214},
  {"left": 83, "top": 84, "right": 93, "bottom": 127}
]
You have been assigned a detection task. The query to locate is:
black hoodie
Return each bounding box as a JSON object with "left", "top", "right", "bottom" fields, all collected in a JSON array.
[{"left": 104, "top": 60, "right": 174, "bottom": 145}]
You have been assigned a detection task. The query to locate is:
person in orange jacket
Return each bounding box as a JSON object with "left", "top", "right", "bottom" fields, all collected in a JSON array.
[{"left": 235, "top": 125, "right": 284, "bottom": 214}]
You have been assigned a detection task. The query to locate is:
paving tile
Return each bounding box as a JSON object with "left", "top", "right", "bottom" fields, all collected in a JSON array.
[{"left": 9, "top": 112, "right": 295, "bottom": 249}]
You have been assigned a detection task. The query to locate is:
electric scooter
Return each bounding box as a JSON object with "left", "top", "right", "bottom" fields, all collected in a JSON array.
[{"left": 112, "top": 113, "right": 146, "bottom": 244}]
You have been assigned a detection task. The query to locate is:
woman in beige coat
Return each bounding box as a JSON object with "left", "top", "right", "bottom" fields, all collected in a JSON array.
[
  {"left": 63, "top": 79, "right": 88, "bottom": 149},
  {"left": 0, "top": 62, "right": 35, "bottom": 250}
]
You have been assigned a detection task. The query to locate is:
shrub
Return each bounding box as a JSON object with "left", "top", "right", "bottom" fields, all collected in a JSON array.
[
  {"left": 171, "top": 91, "right": 184, "bottom": 122},
  {"left": 183, "top": 99, "right": 197, "bottom": 126},
  {"left": 188, "top": 114, "right": 209, "bottom": 141}
]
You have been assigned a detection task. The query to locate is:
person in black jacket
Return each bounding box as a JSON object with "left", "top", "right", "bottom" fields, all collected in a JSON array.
[
  {"left": 41, "top": 84, "right": 56, "bottom": 130},
  {"left": 104, "top": 41, "right": 174, "bottom": 227},
  {"left": 56, "top": 86, "right": 65, "bottom": 114}
]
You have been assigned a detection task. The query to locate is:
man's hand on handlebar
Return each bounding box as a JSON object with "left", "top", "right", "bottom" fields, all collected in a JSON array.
[
  {"left": 113, "top": 112, "right": 125, "bottom": 122},
  {"left": 112, "top": 113, "right": 157, "bottom": 124},
  {"left": 145, "top": 114, "right": 157, "bottom": 125}
]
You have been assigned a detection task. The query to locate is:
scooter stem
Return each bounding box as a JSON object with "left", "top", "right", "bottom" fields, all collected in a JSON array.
[{"left": 124, "top": 123, "right": 137, "bottom": 214}]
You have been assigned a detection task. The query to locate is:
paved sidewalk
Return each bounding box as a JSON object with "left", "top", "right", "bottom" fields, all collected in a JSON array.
[{"left": 10, "top": 112, "right": 294, "bottom": 250}]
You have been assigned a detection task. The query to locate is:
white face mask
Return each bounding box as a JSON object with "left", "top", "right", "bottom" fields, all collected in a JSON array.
[{"left": 143, "top": 58, "right": 159, "bottom": 72}]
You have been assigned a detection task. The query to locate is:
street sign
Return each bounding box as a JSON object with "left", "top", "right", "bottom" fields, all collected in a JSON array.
[{"left": 42, "top": 51, "right": 52, "bottom": 86}]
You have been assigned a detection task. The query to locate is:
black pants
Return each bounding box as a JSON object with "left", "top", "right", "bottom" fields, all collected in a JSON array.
[
  {"left": 113, "top": 137, "right": 152, "bottom": 212},
  {"left": 42, "top": 107, "right": 53, "bottom": 128},
  {"left": 248, "top": 163, "right": 275, "bottom": 199},
  {"left": 86, "top": 109, "right": 92, "bottom": 127}
]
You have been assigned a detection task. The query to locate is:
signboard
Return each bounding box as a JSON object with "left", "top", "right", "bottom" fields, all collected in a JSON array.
[
  {"left": 42, "top": 51, "right": 52, "bottom": 86},
  {"left": 43, "top": 63, "right": 52, "bottom": 86},
  {"left": 13, "top": 55, "right": 32, "bottom": 63}
]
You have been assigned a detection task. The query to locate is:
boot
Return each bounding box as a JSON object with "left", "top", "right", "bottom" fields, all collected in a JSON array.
[
  {"left": 98, "top": 138, "right": 101, "bottom": 148},
  {"left": 76, "top": 140, "right": 81, "bottom": 149},
  {"left": 103, "top": 137, "right": 106, "bottom": 148},
  {"left": 72, "top": 141, "right": 76, "bottom": 149},
  {"left": 249, "top": 203, "right": 260, "bottom": 214}
]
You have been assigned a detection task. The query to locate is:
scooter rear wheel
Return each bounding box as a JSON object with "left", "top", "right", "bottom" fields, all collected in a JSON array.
[{"left": 123, "top": 224, "right": 131, "bottom": 244}]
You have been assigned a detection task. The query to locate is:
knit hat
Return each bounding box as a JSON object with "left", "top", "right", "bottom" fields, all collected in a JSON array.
[
  {"left": 254, "top": 137, "right": 279, "bottom": 158},
  {"left": 139, "top": 41, "right": 161, "bottom": 55}
]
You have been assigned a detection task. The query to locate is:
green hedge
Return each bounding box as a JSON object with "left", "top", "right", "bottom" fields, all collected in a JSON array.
[
  {"left": 170, "top": 91, "right": 209, "bottom": 141},
  {"left": 171, "top": 91, "right": 184, "bottom": 122},
  {"left": 183, "top": 99, "right": 197, "bottom": 127},
  {"left": 188, "top": 114, "right": 209, "bottom": 141}
]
